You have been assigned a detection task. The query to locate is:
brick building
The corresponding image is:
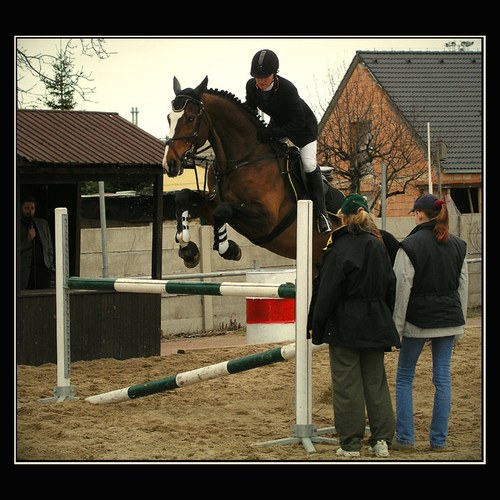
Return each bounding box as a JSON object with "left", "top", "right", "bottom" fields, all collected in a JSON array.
[{"left": 318, "top": 50, "right": 482, "bottom": 216}]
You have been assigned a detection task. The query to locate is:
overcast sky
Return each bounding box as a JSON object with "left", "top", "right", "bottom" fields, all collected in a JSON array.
[{"left": 16, "top": 36, "right": 483, "bottom": 140}]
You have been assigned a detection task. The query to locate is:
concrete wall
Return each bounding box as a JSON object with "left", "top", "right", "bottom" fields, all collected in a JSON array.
[
  {"left": 80, "top": 215, "right": 482, "bottom": 337},
  {"left": 80, "top": 221, "right": 295, "bottom": 337}
]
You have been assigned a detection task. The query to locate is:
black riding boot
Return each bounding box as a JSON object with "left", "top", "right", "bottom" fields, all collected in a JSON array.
[{"left": 305, "top": 167, "right": 333, "bottom": 236}]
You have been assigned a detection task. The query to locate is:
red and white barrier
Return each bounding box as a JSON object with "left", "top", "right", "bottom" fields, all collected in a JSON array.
[{"left": 245, "top": 269, "right": 296, "bottom": 344}]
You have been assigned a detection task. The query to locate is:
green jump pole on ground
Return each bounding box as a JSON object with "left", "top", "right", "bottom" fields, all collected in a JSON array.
[{"left": 85, "top": 343, "right": 327, "bottom": 405}]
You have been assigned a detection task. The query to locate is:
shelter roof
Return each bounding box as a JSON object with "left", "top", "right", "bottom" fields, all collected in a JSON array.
[{"left": 17, "top": 109, "right": 165, "bottom": 167}]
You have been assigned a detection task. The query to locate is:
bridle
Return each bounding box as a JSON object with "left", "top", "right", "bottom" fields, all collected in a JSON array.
[
  {"left": 166, "top": 93, "right": 286, "bottom": 197},
  {"left": 165, "top": 94, "right": 208, "bottom": 170}
]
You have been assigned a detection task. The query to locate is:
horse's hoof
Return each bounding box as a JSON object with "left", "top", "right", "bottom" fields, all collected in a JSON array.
[
  {"left": 184, "top": 256, "right": 200, "bottom": 268},
  {"left": 179, "top": 241, "right": 200, "bottom": 267},
  {"left": 221, "top": 240, "right": 242, "bottom": 261}
]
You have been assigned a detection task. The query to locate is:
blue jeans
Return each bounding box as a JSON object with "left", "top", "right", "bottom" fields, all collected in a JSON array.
[{"left": 395, "top": 336, "right": 454, "bottom": 449}]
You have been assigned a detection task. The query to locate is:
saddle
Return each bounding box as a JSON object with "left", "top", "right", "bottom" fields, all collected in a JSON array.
[
  {"left": 247, "top": 143, "right": 346, "bottom": 246},
  {"left": 275, "top": 143, "right": 345, "bottom": 215}
]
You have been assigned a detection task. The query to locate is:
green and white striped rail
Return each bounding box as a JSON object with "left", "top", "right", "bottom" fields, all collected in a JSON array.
[
  {"left": 67, "top": 277, "right": 296, "bottom": 299},
  {"left": 85, "top": 342, "right": 327, "bottom": 405}
]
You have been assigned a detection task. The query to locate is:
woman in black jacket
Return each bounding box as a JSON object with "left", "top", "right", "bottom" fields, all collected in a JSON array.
[
  {"left": 244, "top": 49, "right": 332, "bottom": 236},
  {"left": 311, "top": 193, "right": 401, "bottom": 458}
]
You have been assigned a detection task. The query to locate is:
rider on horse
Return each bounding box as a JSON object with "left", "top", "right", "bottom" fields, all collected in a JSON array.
[{"left": 244, "top": 49, "right": 333, "bottom": 236}]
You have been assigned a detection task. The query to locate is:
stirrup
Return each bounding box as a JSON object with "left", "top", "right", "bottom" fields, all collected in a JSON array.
[{"left": 317, "top": 213, "right": 332, "bottom": 235}]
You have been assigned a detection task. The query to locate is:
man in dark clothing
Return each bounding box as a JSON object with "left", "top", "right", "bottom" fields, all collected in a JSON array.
[
  {"left": 19, "top": 196, "right": 55, "bottom": 290},
  {"left": 244, "top": 49, "right": 332, "bottom": 236}
]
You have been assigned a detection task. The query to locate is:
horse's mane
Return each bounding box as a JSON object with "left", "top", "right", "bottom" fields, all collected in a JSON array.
[{"left": 205, "top": 88, "right": 267, "bottom": 128}]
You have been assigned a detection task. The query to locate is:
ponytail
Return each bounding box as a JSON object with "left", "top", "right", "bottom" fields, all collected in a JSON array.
[
  {"left": 345, "top": 208, "right": 383, "bottom": 242},
  {"left": 423, "top": 199, "right": 449, "bottom": 243}
]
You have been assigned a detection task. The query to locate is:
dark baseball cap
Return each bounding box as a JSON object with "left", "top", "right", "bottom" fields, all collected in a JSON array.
[{"left": 410, "top": 193, "right": 443, "bottom": 212}]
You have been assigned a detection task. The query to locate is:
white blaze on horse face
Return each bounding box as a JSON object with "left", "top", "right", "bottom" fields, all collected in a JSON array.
[{"left": 162, "top": 110, "right": 184, "bottom": 171}]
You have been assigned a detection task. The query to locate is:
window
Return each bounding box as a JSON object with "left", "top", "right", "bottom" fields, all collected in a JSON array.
[{"left": 450, "top": 187, "right": 480, "bottom": 214}]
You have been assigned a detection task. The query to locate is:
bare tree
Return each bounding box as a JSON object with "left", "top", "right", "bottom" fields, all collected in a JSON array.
[
  {"left": 317, "top": 69, "right": 429, "bottom": 216},
  {"left": 16, "top": 38, "right": 114, "bottom": 108}
]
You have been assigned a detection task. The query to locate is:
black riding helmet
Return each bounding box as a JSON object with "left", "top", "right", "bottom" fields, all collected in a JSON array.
[{"left": 250, "top": 49, "right": 279, "bottom": 78}]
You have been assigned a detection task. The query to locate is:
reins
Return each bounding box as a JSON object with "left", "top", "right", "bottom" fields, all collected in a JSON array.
[
  {"left": 184, "top": 96, "right": 287, "bottom": 199},
  {"left": 191, "top": 151, "right": 287, "bottom": 201}
]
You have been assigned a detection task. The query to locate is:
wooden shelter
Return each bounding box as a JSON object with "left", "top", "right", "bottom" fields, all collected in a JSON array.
[{"left": 16, "top": 109, "right": 165, "bottom": 365}]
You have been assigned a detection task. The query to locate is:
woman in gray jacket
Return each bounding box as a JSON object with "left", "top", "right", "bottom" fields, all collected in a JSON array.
[{"left": 392, "top": 194, "right": 468, "bottom": 452}]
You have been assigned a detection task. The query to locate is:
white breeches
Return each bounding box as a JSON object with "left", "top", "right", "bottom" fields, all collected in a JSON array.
[{"left": 298, "top": 140, "right": 317, "bottom": 173}]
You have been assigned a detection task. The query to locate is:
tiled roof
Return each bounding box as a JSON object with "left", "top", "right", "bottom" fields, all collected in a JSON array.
[
  {"left": 16, "top": 109, "right": 165, "bottom": 166},
  {"left": 356, "top": 51, "right": 482, "bottom": 173}
]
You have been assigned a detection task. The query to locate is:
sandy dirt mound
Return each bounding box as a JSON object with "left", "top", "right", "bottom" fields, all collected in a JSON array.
[{"left": 15, "top": 324, "right": 483, "bottom": 464}]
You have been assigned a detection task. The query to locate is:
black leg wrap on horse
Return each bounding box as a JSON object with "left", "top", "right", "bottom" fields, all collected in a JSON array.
[{"left": 305, "top": 167, "right": 333, "bottom": 235}]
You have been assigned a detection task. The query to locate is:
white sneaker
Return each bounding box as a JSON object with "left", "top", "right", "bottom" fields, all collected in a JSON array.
[
  {"left": 369, "top": 440, "right": 389, "bottom": 457},
  {"left": 336, "top": 447, "right": 360, "bottom": 457}
]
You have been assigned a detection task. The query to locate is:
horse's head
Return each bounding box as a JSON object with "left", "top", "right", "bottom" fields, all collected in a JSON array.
[{"left": 162, "top": 76, "right": 209, "bottom": 177}]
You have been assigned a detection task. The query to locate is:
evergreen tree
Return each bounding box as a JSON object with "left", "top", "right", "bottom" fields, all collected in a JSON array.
[
  {"left": 41, "top": 46, "right": 80, "bottom": 110},
  {"left": 17, "top": 39, "right": 112, "bottom": 108}
]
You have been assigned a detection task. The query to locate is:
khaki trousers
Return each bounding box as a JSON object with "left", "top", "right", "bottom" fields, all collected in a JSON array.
[{"left": 329, "top": 345, "right": 395, "bottom": 451}]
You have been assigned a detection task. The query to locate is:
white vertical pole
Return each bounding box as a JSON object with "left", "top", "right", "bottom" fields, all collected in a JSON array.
[
  {"left": 40, "top": 208, "right": 78, "bottom": 402},
  {"left": 98, "top": 182, "right": 108, "bottom": 278},
  {"left": 295, "top": 200, "right": 313, "bottom": 425},
  {"left": 55, "top": 207, "right": 70, "bottom": 391},
  {"left": 200, "top": 225, "right": 214, "bottom": 332},
  {"left": 427, "top": 122, "right": 433, "bottom": 194}
]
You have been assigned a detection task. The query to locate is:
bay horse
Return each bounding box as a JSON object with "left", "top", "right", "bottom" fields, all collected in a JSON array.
[{"left": 162, "top": 76, "right": 344, "bottom": 273}]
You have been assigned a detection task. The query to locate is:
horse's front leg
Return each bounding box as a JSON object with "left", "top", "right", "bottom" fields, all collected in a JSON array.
[
  {"left": 212, "top": 200, "right": 274, "bottom": 260},
  {"left": 174, "top": 189, "right": 202, "bottom": 268},
  {"left": 212, "top": 202, "right": 242, "bottom": 261}
]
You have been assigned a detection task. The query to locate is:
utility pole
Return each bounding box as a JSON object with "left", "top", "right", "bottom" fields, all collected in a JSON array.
[
  {"left": 381, "top": 162, "right": 386, "bottom": 231},
  {"left": 435, "top": 140, "right": 448, "bottom": 198},
  {"left": 427, "top": 122, "right": 433, "bottom": 194}
]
